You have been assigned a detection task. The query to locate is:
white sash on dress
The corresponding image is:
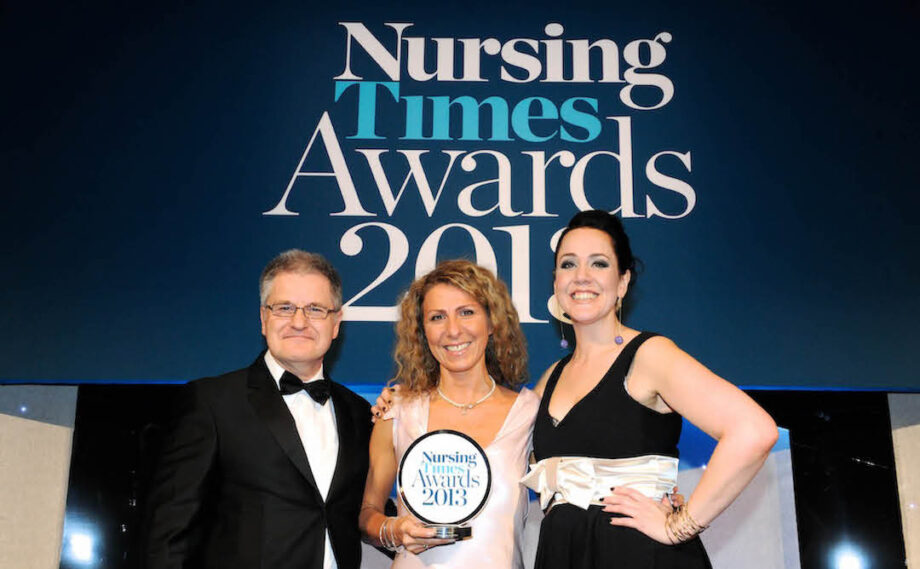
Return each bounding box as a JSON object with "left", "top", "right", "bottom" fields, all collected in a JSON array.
[{"left": 521, "top": 454, "right": 678, "bottom": 510}]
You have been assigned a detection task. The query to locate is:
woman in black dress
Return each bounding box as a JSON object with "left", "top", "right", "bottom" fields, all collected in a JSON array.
[{"left": 525, "top": 210, "right": 778, "bottom": 568}]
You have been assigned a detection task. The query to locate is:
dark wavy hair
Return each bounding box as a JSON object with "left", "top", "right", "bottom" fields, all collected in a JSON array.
[
  {"left": 555, "top": 210, "right": 640, "bottom": 281},
  {"left": 392, "top": 260, "right": 528, "bottom": 396}
]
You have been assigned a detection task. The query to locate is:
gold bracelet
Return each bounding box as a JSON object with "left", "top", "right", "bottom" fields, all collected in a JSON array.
[
  {"left": 664, "top": 504, "right": 708, "bottom": 543},
  {"left": 664, "top": 516, "right": 678, "bottom": 544},
  {"left": 684, "top": 504, "right": 707, "bottom": 533}
]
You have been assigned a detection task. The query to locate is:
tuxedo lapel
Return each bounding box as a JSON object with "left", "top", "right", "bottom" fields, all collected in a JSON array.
[
  {"left": 327, "top": 379, "right": 356, "bottom": 501},
  {"left": 246, "top": 358, "right": 321, "bottom": 496}
]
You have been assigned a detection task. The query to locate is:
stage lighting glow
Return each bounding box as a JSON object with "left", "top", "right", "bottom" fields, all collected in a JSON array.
[
  {"left": 832, "top": 544, "right": 865, "bottom": 569},
  {"left": 68, "top": 532, "right": 94, "bottom": 563},
  {"left": 19, "top": 405, "right": 27, "bottom": 413}
]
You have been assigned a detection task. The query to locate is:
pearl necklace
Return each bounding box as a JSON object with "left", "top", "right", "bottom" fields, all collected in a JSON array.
[{"left": 437, "top": 376, "right": 496, "bottom": 414}]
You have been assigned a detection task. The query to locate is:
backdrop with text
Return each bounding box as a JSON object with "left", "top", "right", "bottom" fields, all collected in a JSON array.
[{"left": 3, "top": 0, "right": 918, "bottom": 389}]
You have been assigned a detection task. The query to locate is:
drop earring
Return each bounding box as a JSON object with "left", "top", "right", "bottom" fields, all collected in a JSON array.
[
  {"left": 559, "top": 317, "right": 571, "bottom": 349},
  {"left": 614, "top": 297, "right": 624, "bottom": 345}
]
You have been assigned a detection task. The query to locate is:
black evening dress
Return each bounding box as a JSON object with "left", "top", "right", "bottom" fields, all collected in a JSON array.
[{"left": 532, "top": 332, "right": 712, "bottom": 569}]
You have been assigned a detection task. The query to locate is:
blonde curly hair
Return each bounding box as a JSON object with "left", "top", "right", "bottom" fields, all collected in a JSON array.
[{"left": 392, "top": 260, "right": 528, "bottom": 396}]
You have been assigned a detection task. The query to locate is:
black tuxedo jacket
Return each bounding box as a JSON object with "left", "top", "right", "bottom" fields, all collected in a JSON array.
[{"left": 143, "top": 354, "right": 371, "bottom": 569}]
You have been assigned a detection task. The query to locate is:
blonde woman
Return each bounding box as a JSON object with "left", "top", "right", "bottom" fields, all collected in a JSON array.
[{"left": 359, "top": 260, "right": 539, "bottom": 569}]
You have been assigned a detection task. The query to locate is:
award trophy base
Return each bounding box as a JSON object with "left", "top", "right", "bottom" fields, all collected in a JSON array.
[{"left": 427, "top": 524, "right": 472, "bottom": 540}]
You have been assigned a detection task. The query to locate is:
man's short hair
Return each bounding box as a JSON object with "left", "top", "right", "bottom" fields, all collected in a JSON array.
[{"left": 259, "top": 250, "right": 343, "bottom": 308}]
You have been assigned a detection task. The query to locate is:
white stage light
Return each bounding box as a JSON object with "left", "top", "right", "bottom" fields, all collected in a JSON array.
[
  {"left": 68, "top": 532, "right": 94, "bottom": 563},
  {"left": 832, "top": 544, "right": 865, "bottom": 569}
]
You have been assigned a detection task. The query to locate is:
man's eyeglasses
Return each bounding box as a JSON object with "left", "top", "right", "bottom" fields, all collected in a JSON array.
[{"left": 263, "top": 303, "right": 340, "bottom": 320}]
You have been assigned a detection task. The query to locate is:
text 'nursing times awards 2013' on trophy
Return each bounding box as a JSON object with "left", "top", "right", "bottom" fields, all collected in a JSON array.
[{"left": 397, "top": 430, "right": 492, "bottom": 540}]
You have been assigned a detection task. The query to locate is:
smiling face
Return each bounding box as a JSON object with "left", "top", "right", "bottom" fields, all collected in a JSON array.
[
  {"left": 260, "top": 271, "right": 341, "bottom": 377},
  {"left": 554, "top": 227, "right": 631, "bottom": 325},
  {"left": 421, "top": 283, "right": 492, "bottom": 378}
]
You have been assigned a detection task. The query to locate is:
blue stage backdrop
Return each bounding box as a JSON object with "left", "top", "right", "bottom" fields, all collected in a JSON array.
[{"left": 2, "top": 1, "right": 918, "bottom": 389}]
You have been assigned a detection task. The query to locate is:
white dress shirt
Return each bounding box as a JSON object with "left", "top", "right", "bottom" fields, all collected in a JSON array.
[{"left": 264, "top": 351, "right": 339, "bottom": 569}]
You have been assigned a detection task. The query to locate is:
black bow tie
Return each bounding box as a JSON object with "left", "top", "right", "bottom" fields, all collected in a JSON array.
[{"left": 279, "top": 372, "right": 331, "bottom": 405}]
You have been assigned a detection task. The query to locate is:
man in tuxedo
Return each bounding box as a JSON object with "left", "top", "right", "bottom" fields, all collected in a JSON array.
[{"left": 144, "top": 250, "right": 371, "bottom": 569}]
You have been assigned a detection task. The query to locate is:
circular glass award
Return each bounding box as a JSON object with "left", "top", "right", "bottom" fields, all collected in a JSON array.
[{"left": 397, "top": 429, "right": 492, "bottom": 540}]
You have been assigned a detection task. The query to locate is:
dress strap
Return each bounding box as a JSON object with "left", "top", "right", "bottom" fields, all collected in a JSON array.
[
  {"left": 613, "top": 332, "right": 660, "bottom": 376},
  {"left": 538, "top": 353, "right": 573, "bottom": 416}
]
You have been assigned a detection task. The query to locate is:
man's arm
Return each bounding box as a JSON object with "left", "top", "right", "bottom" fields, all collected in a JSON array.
[{"left": 142, "top": 381, "right": 218, "bottom": 569}]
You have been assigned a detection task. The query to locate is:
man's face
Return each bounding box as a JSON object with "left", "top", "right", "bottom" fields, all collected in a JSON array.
[{"left": 260, "top": 271, "right": 341, "bottom": 375}]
